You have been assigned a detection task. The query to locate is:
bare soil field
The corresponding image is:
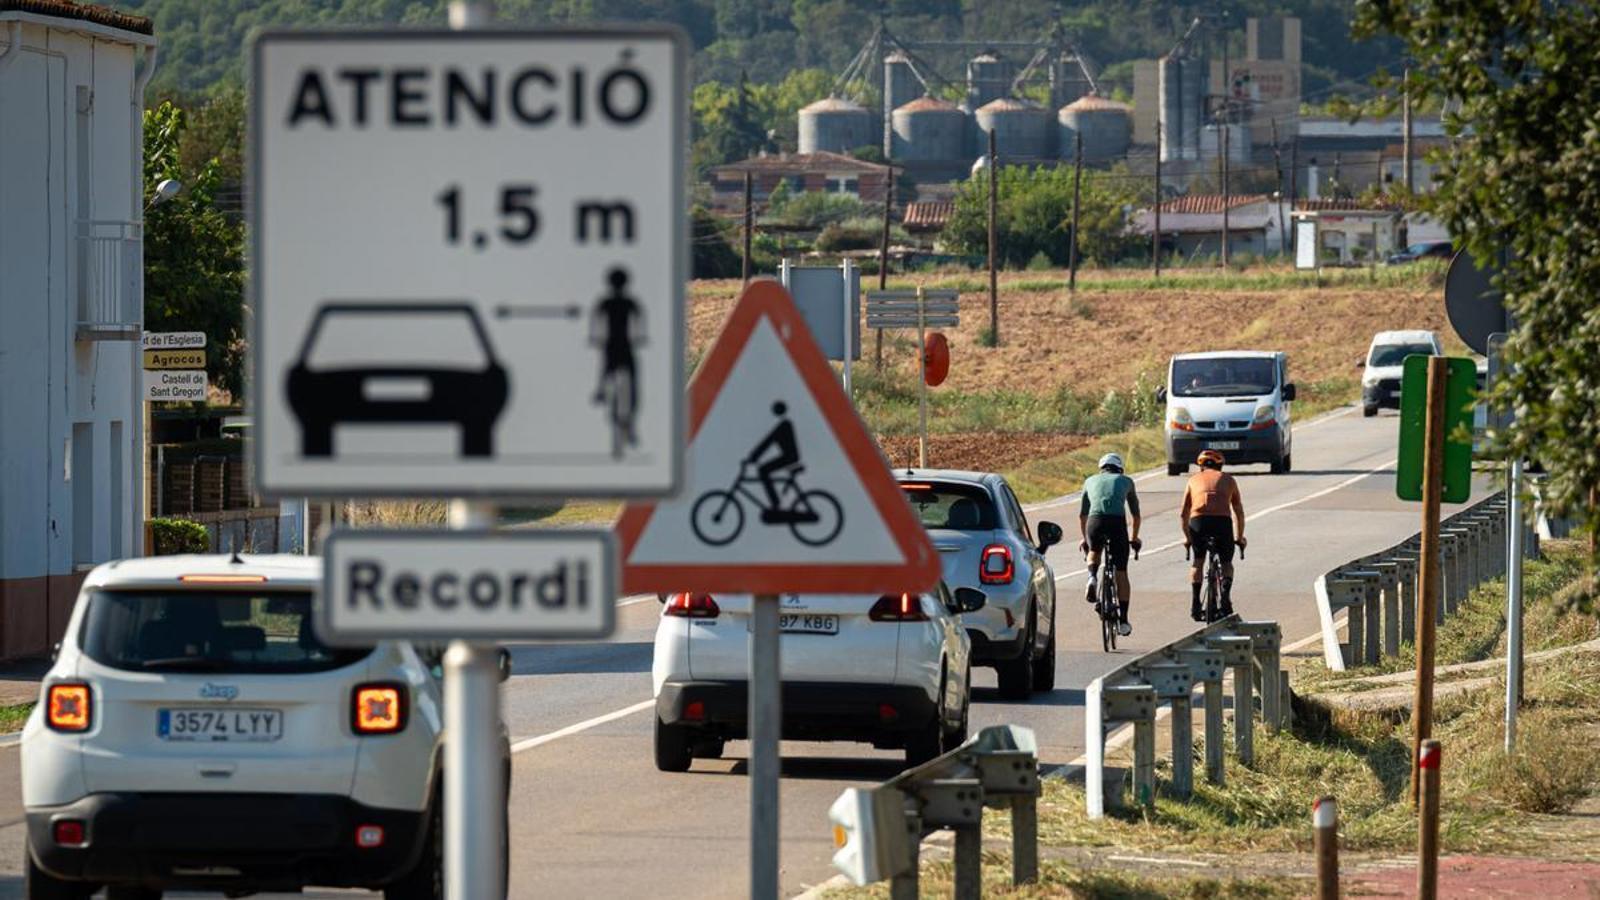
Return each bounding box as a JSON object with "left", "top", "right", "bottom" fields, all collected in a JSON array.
[{"left": 875, "top": 432, "right": 1091, "bottom": 473}]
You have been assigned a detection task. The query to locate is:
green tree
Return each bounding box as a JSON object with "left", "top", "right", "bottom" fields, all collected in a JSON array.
[
  {"left": 1356, "top": 0, "right": 1600, "bottom": 549},
  {"left": 944, "top": 164, "right": 1138, "bottom": 268},
  {"left": 143, "top": 101, "right": 246, "bottom": 400}
]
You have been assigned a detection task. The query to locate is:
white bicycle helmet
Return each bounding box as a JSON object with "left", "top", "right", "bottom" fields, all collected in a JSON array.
[{"left": 1098, "top": 453, "right": 1125, "bottom": 472}]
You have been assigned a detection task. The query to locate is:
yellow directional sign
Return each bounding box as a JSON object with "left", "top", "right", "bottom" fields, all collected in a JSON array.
[{"left": 144, "top": 348, "right": 206, "bottom": 370}]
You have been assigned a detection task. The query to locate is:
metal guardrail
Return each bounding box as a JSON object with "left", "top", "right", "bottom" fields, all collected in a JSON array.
[
  {"left": 1313, "top": 491, "right": 1530, "bottom": 671},
  {"left": 828, "top": 725, "right": 1039, "bottom": 898},
  {"left": 1085, "top": 615, "right": 1286, "bottom": 818}
]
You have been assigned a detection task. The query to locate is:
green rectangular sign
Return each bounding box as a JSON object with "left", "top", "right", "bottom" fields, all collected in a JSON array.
[{"left": 1396, "top": 354, "right": 1476, "bottom": 503}]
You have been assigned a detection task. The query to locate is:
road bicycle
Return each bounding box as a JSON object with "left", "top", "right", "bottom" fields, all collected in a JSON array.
[
  {"left": 690, "top": 460, "right": 844, "bottom": 547},
  {"left": 1086, "top": 541, "right": 1138, "bottom": 652},
  {"left": 1187, "top": 536, "right": 1244, "bottom": 623}
]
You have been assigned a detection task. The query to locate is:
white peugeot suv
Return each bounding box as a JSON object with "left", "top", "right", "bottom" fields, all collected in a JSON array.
[
  {"left": 20, "top": 554, "right": 503, "bottom": 899},
  {"left": 650, "top": 584, "right": 985, "bottom": 771}
]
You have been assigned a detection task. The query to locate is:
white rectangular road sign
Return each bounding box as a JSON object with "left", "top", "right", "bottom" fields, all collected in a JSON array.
[
  {"left": 144, "top": 370, "right": 208, "bottom": 402},
  {"left": 143, "top": 331, "right": 207, "bottom": 349},
  {"left": 251, "top": 29, "right": 686, "bottom": 498},
  {"left": 318, "top": 530, "right": 616, "bottom": 644}
]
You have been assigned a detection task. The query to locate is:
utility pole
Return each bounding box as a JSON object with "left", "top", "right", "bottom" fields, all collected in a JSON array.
[
  {"left": 1289, "top": 137, "right": 1300, "bottom": 256},
  {"left": 1402, "top": 67, "right": 1414, "bottom": 193},
  {"left": 1153, "top": 110, "right": 1162, "bottom": 277},
  {"left": 987, "top": 128, "right": 998, "bottom": 344},
  {"left": 1221, "top": 123, "right": 1231, "bottom": 266},
  {"left": 741, "top": 170, "right": 754, "bottom": 283},
  {"left": 1271, "top": 118, "right": 1288, "bottom": 255},
  {"left": 876, "top": 166, "right": 892, "bottom": 369},
  {"left": 1220, "top": 25, "right": 1230, "bottom": 266},
  {"left": 1068, "top": 131, "right": 1083, "bottom": 292}
]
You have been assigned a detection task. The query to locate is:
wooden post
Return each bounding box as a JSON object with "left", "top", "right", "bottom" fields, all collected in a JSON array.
[
  {"left": 916, "top": 286, "right": 928, "bottom": 468},
  {"left": 1068, "top": 131, "right": 1083, "bottom": 293},
  {"left": 1153, "top": 112, "right": 1162, "bottom": 277},
  {"left": 877, "top": 167, "right": 892, "bottom": 369},
  {"left": 1416, "top": 740, "right": 1442, "bottom": 900},
  {"left": 1271, "top": 118, "right": 1288, "bottom": 255},
  {"left": 1220, "top": 31, "right": 1231, "bottom": 267},
  {"left": 986, "top": 129, "right": 998, "bottom": 344},
  {"left": 742, "top": 170, "right": 753, "bottom": 283},
  {"left": 1411, "top": 357, "right": 1447, "bottom": 804},
  {"left": 1221, "top": 123, "right": 1231, "bottom": 267},
  {"left": 1314, "top": 796, "right": 1339, "bottom": 900},
  {"left": 1402, "top": 67, "right": 1414, "bottom": 193},
  {"left": 1289, "top": 138, "right": 1300, "bottom": 256}
]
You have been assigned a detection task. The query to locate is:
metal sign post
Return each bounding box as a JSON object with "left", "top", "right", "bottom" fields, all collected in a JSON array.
[{"left": 749, "top": 591, "right": 781, "bottom": 899}]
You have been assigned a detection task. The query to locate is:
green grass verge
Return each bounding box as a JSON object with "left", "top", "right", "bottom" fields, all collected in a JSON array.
[
  {"left": 825, "top": 859, "right": 1303, "bottom": 899},
  {"left": 0, "top": 702, "right": 34, "bottom": 733}
]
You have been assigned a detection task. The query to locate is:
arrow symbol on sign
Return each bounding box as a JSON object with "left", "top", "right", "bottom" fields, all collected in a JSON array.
[{"left": 494, "top": 304, "right": 582, "bottom": 320}]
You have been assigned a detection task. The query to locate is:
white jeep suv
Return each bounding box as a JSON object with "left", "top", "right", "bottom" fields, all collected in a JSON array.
[
  {"left": 20, "top": 554, "right": 499, "bottom": 899},
  {"left": 650, "top": 584, "right": 984, "bottom": 771}
]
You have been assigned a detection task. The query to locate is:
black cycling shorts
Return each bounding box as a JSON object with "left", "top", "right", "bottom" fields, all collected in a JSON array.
[
  {"left": 1086, "top": 515, "right": 1130, "bottom": 568},
  {"left": 1187, "top": 515, "right": 1235, "bottom": 564}
]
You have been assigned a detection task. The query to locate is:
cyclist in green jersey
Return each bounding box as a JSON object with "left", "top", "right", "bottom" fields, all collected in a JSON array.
[{"left": 1078, "top": 453, "right": 1143, "bottom": 636}]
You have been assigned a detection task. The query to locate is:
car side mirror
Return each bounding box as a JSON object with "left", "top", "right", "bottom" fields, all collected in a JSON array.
[
  {"left": 1282, "top": 383, "right": 1297, "bottom": 402},
  {"left": 1155, "top": 386, "right": 1167, "bottom": 403},
  {"left": 953, "top": 587, "right": 986, "bottom": 613},
  {"left": 1036, "top": 521, "right": 1063, "bottom": 553},
  {"left": 497, "top": 647, "right": 513, "bottom": 682}
]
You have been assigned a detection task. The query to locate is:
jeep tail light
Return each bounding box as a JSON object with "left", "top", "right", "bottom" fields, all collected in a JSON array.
[
  {"left": 352, "top": 683, "right": 407, "bottom": 735},
  {"left": 46, "top": 683, "right": 91, "bottom": 732},
  {"left": 664, "top": 593, "right": 720, "bottom": 618},
  {"left": 980, "top": 544, "right": 1014, "bottom": 585},
  {"left": 355, "top": 825, "right": 385, "bottom": 849},
  {"left": 869, "top": 593, "right": 927, "bottom": 622},
  {"left": 52, "top": 820, "right": 87, "bottom": 847}
]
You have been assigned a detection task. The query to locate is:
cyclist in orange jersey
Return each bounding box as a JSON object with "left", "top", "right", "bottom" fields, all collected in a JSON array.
[{"left": 1179, "top": 449, "right": 1247, "bottom": 621}]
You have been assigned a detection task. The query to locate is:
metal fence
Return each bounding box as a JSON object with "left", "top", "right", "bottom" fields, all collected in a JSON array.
[
  {"left": 828, "top": 725, "right": 1040, "bottom": 898},
  {"left": 1085, "top": 615, "right": 1286, "bottom": 818},
  {"left": 76, "top": 219, "right": 143, "bottom": 340},
  {"left": 1313, "top": 492, "right": 1528, "bottom": 671}
]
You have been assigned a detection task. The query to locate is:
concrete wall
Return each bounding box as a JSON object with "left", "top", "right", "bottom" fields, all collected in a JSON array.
[{"left": 0, "top": 14, "right": 151, "bottom": 658}]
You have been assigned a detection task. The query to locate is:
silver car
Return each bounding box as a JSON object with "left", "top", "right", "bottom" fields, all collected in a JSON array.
[{"left": 895, "top": 470, "right": 1062, "bottom": 698}]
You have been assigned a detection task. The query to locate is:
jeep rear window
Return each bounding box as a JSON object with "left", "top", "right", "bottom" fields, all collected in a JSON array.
[
  {"left": 901, "top": 482, "right": 998, "bottom": 531},
  {"left": 80, "top": 590, "right": 371, "bottom": 673}
]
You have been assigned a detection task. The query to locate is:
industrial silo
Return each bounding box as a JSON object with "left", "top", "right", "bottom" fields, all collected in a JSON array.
[
  {"left": 798, "top": 96, "right": 874, "bottom": 154},
  {"left": 1050, "top": 54, "right": 1092, "bottom": 108},
  {"left": 1179, "top": 55, "right": 1205, "bottom": 159},
  {"left": 1058, "top": 95, "right": 1132, "bottom": 163},
  {"left": 1158, "top": 55, "right": 1185, "bottom": 161},
  {"left": 975, "top": 97, "right": 1054, "bottom": 160},
  {"left": 883, "top": 50, "right": 920, "bottom": 157},
  {"left": 965, "top": 52, "right": 1013, "bottom": 109},
  {"left": 892, "top": 96, "right": 969, "bottom": 162},
  {"left": 1201, "top": 123, "right": 1252, "bottom": 163}
]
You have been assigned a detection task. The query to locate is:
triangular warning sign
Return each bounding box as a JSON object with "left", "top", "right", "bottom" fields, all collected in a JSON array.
[{"left": 617, "top": 280, "right": 940, "bottom": 594}]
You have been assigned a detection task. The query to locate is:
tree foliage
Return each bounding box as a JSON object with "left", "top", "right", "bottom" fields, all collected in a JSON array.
[
  {"left": 944, "top": 165, "right": 1139, "bottom": 268},
  {"left": 143, "top": 101, "right": 247, "bottom": 400},
  {"left": 1355, "top": 0, "right": 1600, "bottom": 545}
]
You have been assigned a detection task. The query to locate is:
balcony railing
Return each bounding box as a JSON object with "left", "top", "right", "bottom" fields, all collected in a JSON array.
[{"left": 76, "top": 219, "right": 142, "bottom": 341}]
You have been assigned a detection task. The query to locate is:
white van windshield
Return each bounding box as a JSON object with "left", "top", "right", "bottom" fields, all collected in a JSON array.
[
  {"left": 1172, "top": 358, "right": 1277, "bottom": 397},
  {"left": 1368, "top": 343, "right": 1435, "bottom": 367}
]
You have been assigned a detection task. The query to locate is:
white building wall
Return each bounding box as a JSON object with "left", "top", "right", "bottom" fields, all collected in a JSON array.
[{"left": 0, "top": 13, "right": 152, "bottom": 657}]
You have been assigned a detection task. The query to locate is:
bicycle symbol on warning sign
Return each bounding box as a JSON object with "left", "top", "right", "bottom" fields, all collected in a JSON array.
[{"left": 688, "top": 401, "right": 843, "bottom": 547}]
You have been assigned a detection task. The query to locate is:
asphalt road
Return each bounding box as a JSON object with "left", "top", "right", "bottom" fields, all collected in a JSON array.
[{"left": 0, "top": 405, "right": 1474, "bottom": 899}]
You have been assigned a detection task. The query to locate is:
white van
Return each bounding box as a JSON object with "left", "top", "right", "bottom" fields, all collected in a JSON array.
[
  {"left": 1360, "top": 330, "right": 1441, "bottom": 416},
  {"left": 1157, "top": 351, "right": 1296, "bottom": 476}
]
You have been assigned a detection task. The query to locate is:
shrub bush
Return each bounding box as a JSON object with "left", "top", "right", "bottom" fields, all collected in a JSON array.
[{"left": 149, "top": 517, "right": 209, "bottom": 555}]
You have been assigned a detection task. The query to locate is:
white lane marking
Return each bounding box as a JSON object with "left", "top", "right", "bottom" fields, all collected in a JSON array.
[
  {"left": 509, "top": 699, "right": 654, "bottom": 755},
  {"left": 618, "top": 594, "right": 658, "bottom": 607},
  {"left": 1021, "top": 404, "right": 1358, "bottom": 513},
  {"left": 1108, "top": 855, "right": 1211, "bottom": 868},
  {"left": 1052, "top": 458, "right": 1397, "bottom": 583}
]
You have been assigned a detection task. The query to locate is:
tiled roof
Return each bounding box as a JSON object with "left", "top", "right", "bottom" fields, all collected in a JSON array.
[
  {"left": 1294, "top": 198, "right": 1402, "bottom": 212},
  {"left": 902, "top": 201, "right": 955, "bottom": 230},
  {"left": 0, "top": 0, "right": 152, "bottom": 34},
  {"left": 1157, "top": 194, "right": 1270, "bottom": 214},
  {"left": 712, "top": 151, "right": 890, "bottom": 175}
]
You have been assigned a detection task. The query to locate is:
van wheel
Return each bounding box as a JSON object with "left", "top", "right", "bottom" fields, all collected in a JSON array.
[
  {"left": 1167, "top": 462, "right": 1186, "bottom": 476},
  {"left": 25, "top": 847, "right": 93, "bottom": 900},
  {"left": 654, "top": 716, "right": 693, "bottom": 772},
  {"left": 384, "top": 795, "right": 442, "bottom": 900},
  {"left": 1362, "top": 405, "right": 1377, "bottom": 418}
]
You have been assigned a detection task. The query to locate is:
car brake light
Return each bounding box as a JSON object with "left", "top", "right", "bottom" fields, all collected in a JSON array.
[
  {"left": 869, "top": 593, "right": 927, "bottom": 622},
  {"left": 663, "top": 593, "right": 720, "bottom": 618},
  {"left": 52, "top": 820, "right": 87, "bottom": 847},
  {"left": 355, "top": 825, "right": 385, "bottom": 849},
  {"left": 683, "top": 700, "right": 706, "bottom": 722},
  {"left": 352, "top": 683, "right": 407, "bottom": 735},
  {"left": 46, "top": 683, "right": 92, "bottom": 732},
  {"left": 980, "top": 545, "right": 1014, "bottom": 585},
  {"left": 179, "top": 574, "right": 269, "bottom": 584}
]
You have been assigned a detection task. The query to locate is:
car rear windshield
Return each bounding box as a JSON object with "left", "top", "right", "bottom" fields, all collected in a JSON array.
[
  {"left": 80, "top": 590, "right": 371, "bottom": 674},
  {"left": 1171, "top": 357, "right": 1277, "bottom": 397},
  {"left": 1368, "top": 343, "right": 1436, "bottom": 367},
  {"left": 901, "top": 482, "right": 998, "bottom": 531}
]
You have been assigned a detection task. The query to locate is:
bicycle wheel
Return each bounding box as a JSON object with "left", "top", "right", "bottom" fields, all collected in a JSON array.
[
  {"left": 789, "top": 490, "right": 844, "bottom": 547},
  {"left": 1203, "top": 557, "right": 1221, "bottom": 623},
  {"left": 690, "top": 490, "right": 744, "bottom": 546},
  {"left": 1100, "top": 569, "right": 1117, "bottom": 651}
]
